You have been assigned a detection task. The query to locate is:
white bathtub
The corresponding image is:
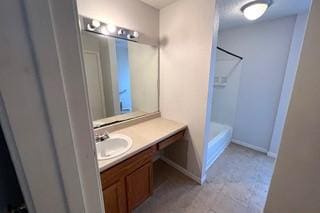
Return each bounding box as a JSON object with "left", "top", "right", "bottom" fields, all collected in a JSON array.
[{"left": 206, "top": 122, "right": 232, "bottom": 170}]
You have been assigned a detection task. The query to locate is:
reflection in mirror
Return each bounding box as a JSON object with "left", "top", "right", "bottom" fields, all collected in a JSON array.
[{"left": 81, "top": 31, "right": 159, "bottom": 128}]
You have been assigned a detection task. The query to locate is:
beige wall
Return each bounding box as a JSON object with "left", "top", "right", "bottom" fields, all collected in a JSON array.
[
  {"left": 160, "top": 0, "right": 216, "bottom": 179},
  {"left": 76, "top": 0, "right": 159, "bottom": 45},
  {"left": 265, "top": 1, "right": 320, "bottom": 212}
]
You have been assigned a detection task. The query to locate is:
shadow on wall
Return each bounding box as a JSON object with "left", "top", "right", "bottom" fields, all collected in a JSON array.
[
  {"left": 159, "top": 37, "right": 169, "bottom": 47},
  {"left": 162, "top": 129, "right": 202, "bottom": 179}
]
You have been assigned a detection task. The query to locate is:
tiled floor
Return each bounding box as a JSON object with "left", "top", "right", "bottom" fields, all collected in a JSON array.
[{"left": 135, "top": 143, "right": 275, "bottom": 213}]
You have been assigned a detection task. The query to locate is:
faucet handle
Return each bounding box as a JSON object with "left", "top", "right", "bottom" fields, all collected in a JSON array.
[{"left": 95, "top": 131, "right": 110, "bottom": 142}]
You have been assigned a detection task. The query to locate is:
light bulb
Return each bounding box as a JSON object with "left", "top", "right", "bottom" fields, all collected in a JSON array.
[
  {"left": 127, "top": 31, "right": 139, "bottom": 40},
  {"left": 91, "top": 20, "right": 101, "bottom": 28},
  {"left": 107, "top": 24, "right": 117, "bottom": 33},
  {"left": 133, "top": 31, "right": 139, "bottom": 38},
  {"left": 100, "top": 26, "right": 109, "bottom": 35},
  {"left": 87, "top": 24, "right": 95, "bottom": 31},
  {"left": 118, "top": 29, "right": 125, "bottom": 35}
]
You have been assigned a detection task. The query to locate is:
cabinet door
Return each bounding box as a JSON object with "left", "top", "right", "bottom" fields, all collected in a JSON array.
[
  {"left": 103, "top": 179, "right": 127, "bottom": 213},
  {"left": 126, "top": 162, "right": 153, "bottom": 210}
]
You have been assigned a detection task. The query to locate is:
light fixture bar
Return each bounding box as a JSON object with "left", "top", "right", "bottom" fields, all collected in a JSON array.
[{"left": 79, "top": 16, "right": 139, "bottom": 42}]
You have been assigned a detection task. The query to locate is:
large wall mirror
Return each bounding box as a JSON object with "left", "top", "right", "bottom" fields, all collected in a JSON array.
[{"left": 80, "top": 18, "right": 159, "bottom": 128}]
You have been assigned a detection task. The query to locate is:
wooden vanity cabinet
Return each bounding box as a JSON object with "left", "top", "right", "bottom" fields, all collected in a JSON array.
[
  {"left": 100, "top": 129, "right": 185, "bottom": 212},
  {"left": 102, "top": 179, "right": 127, "bottom": 213},
  {"left": 126, "top": 162, "right": 153, "bottom": 210},
  {"left": 100, "top": 145, "right": 156, "bottom": 213}
]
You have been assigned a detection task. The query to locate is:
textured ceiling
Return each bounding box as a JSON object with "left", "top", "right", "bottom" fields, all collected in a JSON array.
[
  {"left": 139, "top": 0, "right": 179, "bottom": 9},
  {"left": 218, "top": 0, "right": 311, "bottom": 29},
  {"left": 139, "top": 0, "right": 311, "bottom": 28}
]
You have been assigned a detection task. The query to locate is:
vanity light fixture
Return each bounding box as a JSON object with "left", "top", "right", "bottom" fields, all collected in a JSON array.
[
  {"left": 127, "top": 31, "right": 140, "bottom": 39},
  {"left": 87, "top": 19, "right": 101, "bottom": 31},
  {"left": 100, "top": 26, "right": 109, "bottom": 35},
  {"left": 118, "top": 29, "right": 126, "bottom": 36},
  {"left": 107, "top": 24, "right": 117, "bottom": 33},
  {"left": 133, "top": 31, "right": 139, "bottom": 38},
  {"left": 91, "top": 19, "right": 101, "bottom": 28},
  {"left": 127, "top": 34, "right": 134, "bottom": 39},
  {"left": 81, "top": 16, "right": 139, "bottom": 42},
  {"left": 241, "top": 0, "right": 272, "bottom": 21},
  {"left": 87, "top": 24, "right": 95, "bottom": 31}
]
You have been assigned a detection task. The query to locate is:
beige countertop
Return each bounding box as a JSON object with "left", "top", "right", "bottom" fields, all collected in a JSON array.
[{"left": 98, "top": 117, "right": 187, "bottom": 172}]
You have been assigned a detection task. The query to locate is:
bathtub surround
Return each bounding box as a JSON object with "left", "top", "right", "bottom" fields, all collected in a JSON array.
[
  {"left": 211, "top": 56, "right": 242, "bottom": 126},
  {"left": 206, "top": 122, "right": 232, "bottom": 170},
  {"left": 265, "top": 0, "right": 320, "bottom": 211},
  {"left": 208, "top": 52, "right": 241, "bottom": 170},
  {"left": 218, "top": 16, "right": 298, "bottom": 152},
  {"left": 160, "top": 0, "right": 217, "bottom": 181}
]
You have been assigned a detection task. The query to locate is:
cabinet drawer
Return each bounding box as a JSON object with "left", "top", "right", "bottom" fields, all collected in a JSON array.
[{"left": 157, "top": 130, "right": 185, "bottom": 150}]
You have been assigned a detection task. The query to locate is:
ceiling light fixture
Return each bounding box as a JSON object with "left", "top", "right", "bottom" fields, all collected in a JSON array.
[{"left": 241, "top": 0, "right": 272, "bottom": 21}]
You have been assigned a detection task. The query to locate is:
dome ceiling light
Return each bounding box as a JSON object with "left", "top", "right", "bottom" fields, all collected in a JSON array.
[{"left": 241, "top": 0, "right": 273, "bottom": 21}]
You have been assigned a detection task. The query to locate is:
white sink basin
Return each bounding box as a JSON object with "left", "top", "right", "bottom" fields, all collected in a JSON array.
[{"left": 96, "top": 134, "right": 133, "bottom": 160}]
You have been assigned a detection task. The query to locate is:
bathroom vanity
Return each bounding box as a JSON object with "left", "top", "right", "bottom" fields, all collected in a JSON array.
[
  {"left": 97, "top": 117, "right": 186, "bottom": 212},
  {"left": 78, "top": 15, "right": 187, "bottom": 212}
]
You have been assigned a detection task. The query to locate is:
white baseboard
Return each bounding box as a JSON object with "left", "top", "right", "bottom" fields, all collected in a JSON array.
[
  {"left": 200, "top": 173, "right": 207, "bottom": 185},
  {"left": 160, "top": 156, "right": 204, "bottom": 185},
  {"left": 267, "top": 151, "right": 277, "bottom": 158},
  {"left": 232, "top": 139, "right": 268, "bottom": 153}
]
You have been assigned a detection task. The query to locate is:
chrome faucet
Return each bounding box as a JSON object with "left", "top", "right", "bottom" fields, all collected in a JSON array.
[{"left": 95, "top": 131, "right": 110, "bottom": 142}]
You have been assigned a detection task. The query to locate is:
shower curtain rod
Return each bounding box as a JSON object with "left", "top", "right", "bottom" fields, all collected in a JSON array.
[{"left": 217, "top": 46, "right": 243, "bottom": 60}]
